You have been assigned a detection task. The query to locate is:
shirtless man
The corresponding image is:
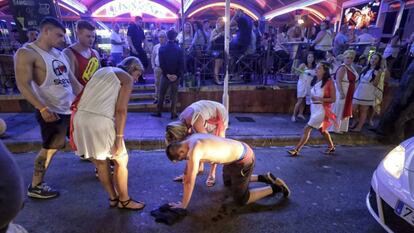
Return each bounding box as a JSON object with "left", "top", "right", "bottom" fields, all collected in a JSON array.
[
  {"left": 14, "top": 17, "right": 82, "bottom": 199},
  {"left": 166, "top": 100, "right": 228, "bottom": 187},
  {"left": 63, "top": 20, "right": 100, "bottom": 87},
  {"left": 166, "top": 134, "right": 290, "bottom": 209}
]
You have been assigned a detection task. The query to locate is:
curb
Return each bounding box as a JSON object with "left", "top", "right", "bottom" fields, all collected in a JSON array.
[{"left": 4, "top": 133, "right": 382, "bottom": 154}]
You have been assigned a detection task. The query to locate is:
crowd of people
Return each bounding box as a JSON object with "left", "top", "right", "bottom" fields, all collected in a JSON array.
[
  {"left": 3, "top": 10, "right": 414, "bottom": 231},
  {"left": 2, "top": 16, "right": 293, "bottom": 231}
]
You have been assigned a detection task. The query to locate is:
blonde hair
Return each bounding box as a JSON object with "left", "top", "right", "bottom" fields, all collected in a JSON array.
[
  {"left": 343, "top": 50, "right": 356, "bottom": 59},
  {"left": 117, "top": 56, "right": 144, "bottom": 74},
  {"left": 165, "top": 120, "right": 188, "bottom": 145}
]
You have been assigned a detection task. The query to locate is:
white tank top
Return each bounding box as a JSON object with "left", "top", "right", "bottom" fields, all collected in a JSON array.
[
  {"left": 29, "top": 43, "right": 74, "bottom": 115},
  {"left": 77, "top": 67, "right": 121, "bottom": 120}
]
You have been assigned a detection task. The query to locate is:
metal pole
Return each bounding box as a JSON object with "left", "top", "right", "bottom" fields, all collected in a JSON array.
[
  {"left": 393, "top": 0, "right": 405, "bottom": 36},
  {"left": 222, "top": 0, "right": 230, "bottom": 111},
  {"left": 181, "top": 0, "right": 187, "bottom": 83}
]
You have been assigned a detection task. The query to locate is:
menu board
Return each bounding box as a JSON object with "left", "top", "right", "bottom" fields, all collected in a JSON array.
[{"left": 9, "top": 0, "right": 59, "bottom": 31}]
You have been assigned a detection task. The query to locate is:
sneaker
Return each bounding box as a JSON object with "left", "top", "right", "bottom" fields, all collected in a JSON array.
[
  {"left": 264, "top": 172, "right": 277, "bottom": 184},
  {"left": 265, "top": 173, "right": 291, "bottom": 198},
  {"left": 275, "top": 178, "right": 291, "bottom": 198},
  {"left": 291, "top": 116, "right": 296, "bottom": 122},
  {"left": 27, "top": 182, "right": 59, "bottom": 199}
]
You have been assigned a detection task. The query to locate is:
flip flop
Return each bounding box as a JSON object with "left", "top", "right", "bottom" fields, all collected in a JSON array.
[{"left": 173, "top": 174, "right": 184, "bottom": 182}]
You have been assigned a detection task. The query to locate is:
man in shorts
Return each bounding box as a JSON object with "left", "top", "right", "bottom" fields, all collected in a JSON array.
[
  {"left": 14, "top": 17, "right": 81, "bottom": 199},
  {"left": 166, "top": 134, "right": 290, "bottom": 209}
]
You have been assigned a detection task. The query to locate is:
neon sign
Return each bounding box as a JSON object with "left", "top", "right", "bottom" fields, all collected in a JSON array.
[
  {"left": 92, "top": 0, "right": 178, "bottom": 19},
  {"left": 188, "top": 3, "right": 259, "bottom": 21}
]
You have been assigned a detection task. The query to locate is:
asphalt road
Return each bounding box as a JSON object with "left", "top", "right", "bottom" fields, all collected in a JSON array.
[{"left": 12, "top": 145, "right": 392, "bottom": 233}]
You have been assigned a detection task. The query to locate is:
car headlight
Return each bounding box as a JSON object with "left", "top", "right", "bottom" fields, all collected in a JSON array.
[{"left": 383, "top": 145, "right": 406, "bottom": 179}]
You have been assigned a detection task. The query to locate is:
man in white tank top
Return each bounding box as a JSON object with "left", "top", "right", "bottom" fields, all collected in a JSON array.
[{"left": 14, "top": 17, "right": 82, "bottom": 199}]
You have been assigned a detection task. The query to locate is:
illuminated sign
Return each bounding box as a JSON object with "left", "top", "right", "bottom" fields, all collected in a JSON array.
[
  {"left": 188, "top": 2, "right": 259, "bottom": 21},
  {"left": 264, "top": 0, "right": 326, "bottom": 20},
  {"left": 92, "top": 0, "right": 178, "bottom": 19}
]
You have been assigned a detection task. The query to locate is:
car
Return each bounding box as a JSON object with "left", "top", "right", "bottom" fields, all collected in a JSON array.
[{"left": 367, "top": 137, "right": 414, "bottom": 233}]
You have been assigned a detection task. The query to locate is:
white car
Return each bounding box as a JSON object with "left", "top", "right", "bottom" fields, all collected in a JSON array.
[{"left": 367, "top": 137, "right": 414, "bottom": 233}]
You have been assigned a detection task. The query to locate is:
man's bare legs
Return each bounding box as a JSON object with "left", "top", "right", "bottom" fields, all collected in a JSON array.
[
  {"left": 246, "top": 174, "right": 290, "bottom": 204},
  {"left": 31, "top": 148, "right": 58, "bottom": 187}
]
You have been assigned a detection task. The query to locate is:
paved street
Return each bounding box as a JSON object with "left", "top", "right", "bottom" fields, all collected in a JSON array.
[{"left": 11, "top": 145, "right": 392, "bottom": 233}]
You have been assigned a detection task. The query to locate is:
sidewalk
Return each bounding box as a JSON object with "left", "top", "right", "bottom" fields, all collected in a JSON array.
[{"left": 0, "top": 112, "right": 382, "bottom": 153}]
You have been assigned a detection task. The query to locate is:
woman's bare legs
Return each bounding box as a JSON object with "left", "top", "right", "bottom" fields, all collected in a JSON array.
[
  {"left": 93, "top": 159, "right": 117, "bottom": 201},
  {"left": 321, "top": 130, "right": 334, "bottom": 148},
  {"left": 113, "top": 155, "right": 144, "bottom": 209},
  {"left": 214, "top": 59, "right": 223, "bottom": 84},
  {"left": 294, "top": 126, "right": 313, "bottom": 152},
  {"left": 353, "top": 105, "right": 370, "bottom": 131},
  {"left": 292, "top": 98, "right": 305, "bottom": 121},
  {"left": 350, "top": 104, "right": 359, "bottom": 129}
]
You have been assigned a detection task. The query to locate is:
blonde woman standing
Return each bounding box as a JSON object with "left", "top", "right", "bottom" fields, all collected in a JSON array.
[
  {"left": 329, "top": 50, "right": 359, "bottom": 133},
  {"left": 71, "top": 57, "right": 145, "bottom": 210}
]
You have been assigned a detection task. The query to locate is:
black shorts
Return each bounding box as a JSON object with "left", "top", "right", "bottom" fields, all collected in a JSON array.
[
  {"left": 35, "top": 111, "right": 70, "bottom": 149},
  {"left": 222, "top": 144, "right": 255, "bottom": 205}
]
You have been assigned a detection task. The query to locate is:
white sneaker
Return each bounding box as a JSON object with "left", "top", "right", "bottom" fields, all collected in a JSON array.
[{"left": 291, "top": 116, "right": 296, "bottom": 122}]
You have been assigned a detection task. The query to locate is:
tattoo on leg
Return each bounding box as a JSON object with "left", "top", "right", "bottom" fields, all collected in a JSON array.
[{"left": 34, "top": 158, "right": 46, "bottom": 177}]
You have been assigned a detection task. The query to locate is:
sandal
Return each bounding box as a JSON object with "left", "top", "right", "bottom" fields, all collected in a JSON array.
[
  {"left": 173, "top": 174, "right": 184, "bottom": 182},
  {"left": 287, "top": 149, "right": 300, "bottom": 157},
  {"left": 118, "top": 198, "right": 145, "bottom": 211},
  {"left": 206, "top": 176, "right": 216, "bottom": 187},
  {"left": 324, "top": 146, "right": 336, "bottom": 155},
  {"left": 109, "top": 197, "right": 119, "bottom": 208}
]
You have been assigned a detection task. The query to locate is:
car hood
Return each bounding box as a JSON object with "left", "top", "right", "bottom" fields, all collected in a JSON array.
[{"left": 402, "top": 137, "right": 414, "bottom": 172}]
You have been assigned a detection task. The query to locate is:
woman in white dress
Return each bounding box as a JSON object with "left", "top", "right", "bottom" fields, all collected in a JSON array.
[
  {"left": 71, "top": 57, "right": 145, "bottom": 210},
  {"left": 350, "top": 53, "right": 383, "bottom": 132},
  {"left": 329, "top": 50, "right": 359, "bottom": 133},
  {"left": 166, "top": 100, "right": 229, "bottom": 187},
  {"left": 288, "top": 62, "right": 337, "bottom": 156},
  {"left": 292, "top": 52, "right": 316, "bottom": 122}
]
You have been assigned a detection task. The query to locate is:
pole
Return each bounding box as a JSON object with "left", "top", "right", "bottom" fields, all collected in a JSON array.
[
  {"left": 222, "top": 0, "right": 230, "bottom": 111},
  {"left": 393, "top": 0, "right": 405, "bottom": 36},
  {"left": 181, "top": 0, "right": 186, "bottom": 81}
]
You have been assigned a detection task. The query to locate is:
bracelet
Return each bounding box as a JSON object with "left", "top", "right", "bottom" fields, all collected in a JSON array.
[
  {"left": 116, "top": 135, "right": 124, "bottom": 138},
  {"left": 39, "top": 107, "right": 48, "bottom": 113}
]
